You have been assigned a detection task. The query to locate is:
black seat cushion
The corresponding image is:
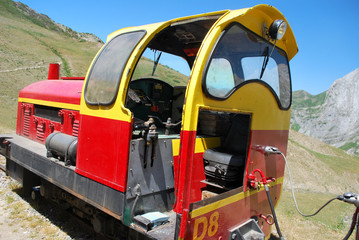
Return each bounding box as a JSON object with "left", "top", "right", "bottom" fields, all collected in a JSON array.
[
  {"left": 203, "top": 148, "right": 245, "bottom": 182},
  {"left": 203, "top": 148, "right": 245, "bottom": 167}
]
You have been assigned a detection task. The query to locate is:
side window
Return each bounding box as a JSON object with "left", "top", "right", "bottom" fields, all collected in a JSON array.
[
  {"left": 85, "top": 31, "right": 146, "bottom": 105},
  {"left": 206, "top": 58, "right": 234, "bottom": 98}
]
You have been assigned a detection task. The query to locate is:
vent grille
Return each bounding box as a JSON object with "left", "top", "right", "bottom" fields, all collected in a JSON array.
[
  {"left": 72, "top": 120, "right": 80, "bottom": 137},
  {"left": 36, "top": 122, "right": 45, "bottom": 142},
  {"left": 23, "top": 108, "right": 31, "bottom": 136}
]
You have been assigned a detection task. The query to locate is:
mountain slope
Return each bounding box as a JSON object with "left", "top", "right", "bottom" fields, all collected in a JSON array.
[
  {"left": 0, "top": 0, "right": 103, "bottom": 129},
  {"left": 291, "top": 68, "right": 359, "bottom": 154}
]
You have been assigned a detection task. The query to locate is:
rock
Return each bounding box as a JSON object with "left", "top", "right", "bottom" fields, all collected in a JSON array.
[{"left": 291, "top": 68, "right": 359, "bottom": 154}]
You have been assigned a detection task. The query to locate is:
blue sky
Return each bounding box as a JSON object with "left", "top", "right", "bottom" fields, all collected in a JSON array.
[{"left": 18, "top": 0, "right": 359, "bottom": 95}]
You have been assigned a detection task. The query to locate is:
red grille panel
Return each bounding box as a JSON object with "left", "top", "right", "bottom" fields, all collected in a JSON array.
[
  {"left": 72, "top": 120, "right": 80, "bottom": 137},
  {"left": 23, "top": 108, "right": 31, "bottom": 136},
  {"left": 36, "top": 122, "right": 45, "bottom": 142}
]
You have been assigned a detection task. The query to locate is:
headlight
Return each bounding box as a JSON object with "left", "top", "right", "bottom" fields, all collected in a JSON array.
[{"left": 269, "top": 19, "right": 287, "bottom": 40}]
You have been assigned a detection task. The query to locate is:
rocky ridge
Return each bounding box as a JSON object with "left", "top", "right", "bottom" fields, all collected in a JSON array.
[
  {"left": 14, "top": 1, "right": 102, "bottom": 43},
  {"left": 291, "top": 68, "right": 359, "bottom": 154}
]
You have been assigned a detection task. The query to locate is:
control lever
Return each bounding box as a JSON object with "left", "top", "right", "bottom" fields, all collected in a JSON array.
[
  {"left": 147, "top": 124, "right": 158, "bottom": 167},
  {"left": 148, "top": 115, "right": 181, "bottom": 135},
  {"left": 141, "top": 118, "right": 155, "bottom": 168}
]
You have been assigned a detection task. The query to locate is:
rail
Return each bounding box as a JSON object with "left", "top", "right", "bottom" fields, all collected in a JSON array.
[{"left": 0, "top": 163, "right": 5, "bottom": 172}]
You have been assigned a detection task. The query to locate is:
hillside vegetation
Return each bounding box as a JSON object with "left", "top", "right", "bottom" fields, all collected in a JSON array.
[
  {"left": 291, "top": 90, "right": 327, "bottom": 131},
  {"left": 132, "top": 56, "right": 189, "bottom": 86}
]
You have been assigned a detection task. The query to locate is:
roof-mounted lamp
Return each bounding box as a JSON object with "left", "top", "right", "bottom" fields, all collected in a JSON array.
[{"left": 269, "top": 19, "right": 287, "bottom": 40}]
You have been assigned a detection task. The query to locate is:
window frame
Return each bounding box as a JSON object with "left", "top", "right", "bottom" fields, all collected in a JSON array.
[{"left": 202, "top": 22, "right": 292, "bottom": 110}]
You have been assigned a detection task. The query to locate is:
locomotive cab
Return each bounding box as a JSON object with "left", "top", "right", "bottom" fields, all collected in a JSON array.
[{"left": 1, "top": 5, "right": 298, "bottom": 240}]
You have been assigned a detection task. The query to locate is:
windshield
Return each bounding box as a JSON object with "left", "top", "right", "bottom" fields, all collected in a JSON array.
[
  {"left": 203, "top": 23, "right": 291, "bottom": 109},
  {"left": 131, "top": 48, "right": 190, "bottom": 87}
]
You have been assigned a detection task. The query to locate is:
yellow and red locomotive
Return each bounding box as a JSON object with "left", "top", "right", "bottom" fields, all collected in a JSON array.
[{"left": 0, "top": 5, "right": 298, "bottom": 239}]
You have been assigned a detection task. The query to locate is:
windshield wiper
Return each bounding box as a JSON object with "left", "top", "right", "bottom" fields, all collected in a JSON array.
[
  {"left": 259, "top": 47, "right": 269, "bottom": 79},
  {"left": 259, "top": 39, "right": 278, "bottom": 80},
  {"left": 152, "top": 50, "right": 162, "bottom": 76}
]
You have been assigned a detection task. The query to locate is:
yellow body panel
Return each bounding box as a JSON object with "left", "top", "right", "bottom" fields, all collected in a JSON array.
[
  {"left": 190, "top": 177, "right": 284, "bottom": 219},
  {"left": 172, "top": 137, "right": 221, "bottom": 157},
  {"left": 183, "top": 83, "right": 292, "bottom": 131},
  {"left": 18, "top": 97, "right": 80, "bottom": 111},
  {"left": 182, "top": 5, "right": 296, "bottom": 132}
]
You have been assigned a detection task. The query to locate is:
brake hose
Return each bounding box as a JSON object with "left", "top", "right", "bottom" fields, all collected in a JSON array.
[
  {"left": 252, "top": 168, "right": 284, "bottom": 239},
  {"left": 279, "top": 151, "right": 341, "bottom": 217}
]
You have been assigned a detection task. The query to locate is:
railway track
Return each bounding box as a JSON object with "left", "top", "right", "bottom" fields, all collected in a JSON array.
[{"left": 0, "top": 163, "right": 5, "bottom": 172}]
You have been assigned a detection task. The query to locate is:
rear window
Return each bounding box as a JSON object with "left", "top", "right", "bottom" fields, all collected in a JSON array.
[{"left": 85, "top": 31, "right": 146, "bottom": 105}]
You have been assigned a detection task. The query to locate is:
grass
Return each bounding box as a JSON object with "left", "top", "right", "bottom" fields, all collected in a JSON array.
[
  {"left": 339, "top": 141, "right": 359, "bottom": 151},
  {"left": 289, "top": 137, "right": 359, "bottom": 175},
  {"left": 6, "top": 195, "right": 15, "bottom": 204},
  {"left": 24, "top": 29, "right": 72, "bottom": 76},
  {"left": 132, "top": 56, "right": 189, "bottom": 86},
  {"left": 280, "top": 131, "right": 359, "bottom": 238},
  {"left": 277, "top": 191, "right": 353, "bottom": 231},
  {"left": 292, "top": 90, "right": 327, "bottom": 109},
  {"left": 0, "top": 170, "right": 73, "bottom": 239},
  {"left": 310, "top": 151, "right": 359, "bottom": 174},
  {"left": 275, "top": 190, "right": 356, "bottom": 239},
  {"left": 291, "top": 122, "right": 301, "bottom": 131},
  {"left": 8, "top": 180, "right": 21, "bottom": 190}
]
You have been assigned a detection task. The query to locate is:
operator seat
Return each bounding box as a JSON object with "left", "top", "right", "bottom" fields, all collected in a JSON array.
[{"left": 203, "top": 114, "right": 249, "bottom": 185}]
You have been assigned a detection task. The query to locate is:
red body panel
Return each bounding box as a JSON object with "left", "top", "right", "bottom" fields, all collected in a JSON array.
[
  {"left": 191, "top": 153, "right": 207, "bottom": 201},
  {"left": 76, "top": 114, "right": 132, "bottom": 192},
  {"left": 175, "top": 130, "right": 197, "bottom": 214},
  {"left": 47, "top": 63, "right": 59, "bottom": 80},
  {"left": 246, "top": 129, "right": 288, "bottom": 190},
  {"left": 19, "top": 80, "right": 83, "bottom": 105},
  {"left": 60, "top": 77, "right": 85, "bottom": 80}
]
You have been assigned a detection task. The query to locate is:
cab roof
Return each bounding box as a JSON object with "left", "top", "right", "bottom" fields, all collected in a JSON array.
[{"left": 107, "top": 5, "right": 298, "bottom": 61}]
